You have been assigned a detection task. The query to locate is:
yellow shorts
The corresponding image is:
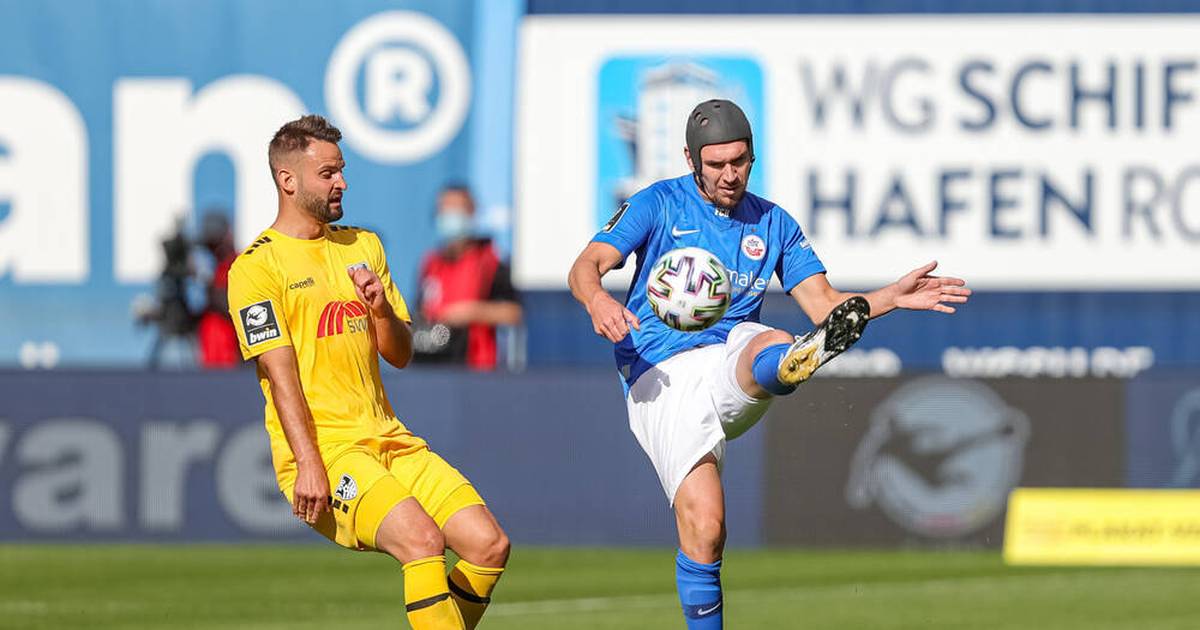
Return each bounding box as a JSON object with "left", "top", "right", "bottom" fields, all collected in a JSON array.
[{"left": 281, "top": 442, "right": 484, "bottom": 550}]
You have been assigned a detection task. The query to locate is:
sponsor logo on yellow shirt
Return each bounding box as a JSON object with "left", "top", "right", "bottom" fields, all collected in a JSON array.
[{"left": 317, "top": 300, "right": 369, "bottom": 338}]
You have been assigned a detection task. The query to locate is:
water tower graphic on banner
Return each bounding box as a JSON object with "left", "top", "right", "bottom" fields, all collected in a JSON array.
[{"left": 596, "top": 56, "right": 766, "bottom": 229}]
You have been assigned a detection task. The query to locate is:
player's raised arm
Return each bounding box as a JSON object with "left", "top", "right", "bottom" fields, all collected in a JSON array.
[
  {"left": 570, "top": 191, "right": 658, "bottom": 343},
  {"left": 256, "top": 345, "right": 328, "bottom": 524},
  {"left": 349, "top": 265, "right": 413, "bottom": 369},
  {"left": 568, "top": 241, "right": 641, "bottom": 343},
  {"left": 789, "top": 261, "right": 971, "bottom": 324}
]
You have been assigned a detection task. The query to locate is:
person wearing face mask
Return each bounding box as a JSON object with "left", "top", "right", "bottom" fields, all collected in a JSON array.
[{"left": 414, "top": 184, "right": 522, "bottom": 370}]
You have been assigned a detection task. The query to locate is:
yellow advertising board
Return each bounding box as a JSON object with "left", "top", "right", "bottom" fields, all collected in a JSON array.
[{"left": 1004, "top": 488, "right": 1200, "bottom": 566}]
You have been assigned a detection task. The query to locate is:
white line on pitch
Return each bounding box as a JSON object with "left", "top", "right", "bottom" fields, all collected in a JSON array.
[{"left": 486, "top": 570, "right": 1116, "bottom": 617}]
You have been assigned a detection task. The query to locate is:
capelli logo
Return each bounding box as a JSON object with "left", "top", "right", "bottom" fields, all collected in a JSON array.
[{"left": 288, "top": 277, "right": 315, "bottom": 290}]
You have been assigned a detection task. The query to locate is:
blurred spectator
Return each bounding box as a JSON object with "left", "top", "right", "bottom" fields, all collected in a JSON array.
[
  {"left": 195, "top": 211, "right": 239, "bottom": 368},
  {"left": 134, "top": 217, "right": 198, "bottom": 369},
  {"left": 133, "top": 210, "right": 240, "bottom": 369},
  {"left": 413, "top": 184, "right": 522, "bottom": 370}
]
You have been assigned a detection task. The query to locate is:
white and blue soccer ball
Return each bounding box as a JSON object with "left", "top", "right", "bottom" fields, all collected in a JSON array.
[{"left": 646, "top": 247, "right": 731, "bottom": 332}]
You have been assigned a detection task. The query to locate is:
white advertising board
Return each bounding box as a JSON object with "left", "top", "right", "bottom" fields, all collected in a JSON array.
[{"left": 516, "top": 16, "right": 1200, "bottom": 289}]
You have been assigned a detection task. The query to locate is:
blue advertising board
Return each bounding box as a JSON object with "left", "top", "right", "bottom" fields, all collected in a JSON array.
[
  {"left": 0, "top": 369, "right": 765, "bottom": 545},
  {"left": 1127, "top": 373, "right": 1200, "bottom": 489},
  {"left": 521, "top": 289, "right": 1200, "bottom": 378},
  {"left": 0, "top": 0, "right": 518, "bottom": 367}
]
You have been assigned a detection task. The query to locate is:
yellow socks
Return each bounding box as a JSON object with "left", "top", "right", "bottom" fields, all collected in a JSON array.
[
  {"left": 402, "top": 555, "right": 464, "bottom": 630},
  {"left": 399, "top": 555, "right": 504, "bottom": 629},
  {"left": 448, "top": 559, "right": 505, "bottom": 629}
]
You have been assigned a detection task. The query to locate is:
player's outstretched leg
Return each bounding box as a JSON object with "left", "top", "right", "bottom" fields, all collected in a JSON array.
[
  {"left": 776, "top": 295, "right": 870, "bottom": 387},
  {"left": 673, "top": 455, "right": 725, "bottom": 629},
  {"left": 735, "top": 296, "right": 870, "bottom": 400}
]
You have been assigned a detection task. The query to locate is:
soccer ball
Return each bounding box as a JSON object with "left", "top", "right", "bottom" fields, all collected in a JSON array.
[{"left": 646, "top": 247, "right": 731, "bottom": 332}]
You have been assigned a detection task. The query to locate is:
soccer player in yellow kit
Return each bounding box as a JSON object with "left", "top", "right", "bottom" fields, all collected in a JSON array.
[{"left": 228, "top": 115, "right": 508, "bottom": 630}]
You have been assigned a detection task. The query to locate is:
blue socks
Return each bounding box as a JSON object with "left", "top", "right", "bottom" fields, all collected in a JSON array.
[
  {"left": 751, "top": 342, "right": 796, "bottom": 396},
  {"left": 676, "top": 550, "right": 723, "bottom": 629}
]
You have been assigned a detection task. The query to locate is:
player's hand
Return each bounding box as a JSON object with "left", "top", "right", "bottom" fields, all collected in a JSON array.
[
  {"left": 587, "top": 291, "right": 640, "bottom": 342},
  {"left": 348, "top": 266, "right": 391, "bottom": 318},
  {"left": 293, "top": 461, "right": 330, "bottom": 525},
  {"left": 893, "top": 260, "right": 972, "bottom": 314}
]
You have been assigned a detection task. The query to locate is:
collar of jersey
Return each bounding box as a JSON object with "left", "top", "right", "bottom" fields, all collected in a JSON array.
[{"left": 264, "top": 226, "right": 329, "bottom": 245}]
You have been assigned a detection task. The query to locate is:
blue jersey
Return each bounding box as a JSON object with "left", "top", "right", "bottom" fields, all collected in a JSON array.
[{"left": 592, "top": 174, "right": 826, "bottom": 388}]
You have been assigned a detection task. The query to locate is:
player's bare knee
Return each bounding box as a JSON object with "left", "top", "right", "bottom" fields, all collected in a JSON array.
[
  {"left": 481, "top": 527, "right": 511, "bottom": 567},
  {"left": 748, "top": 329, "right": 793, "bottom": 355},
  {"left": 378, "top": 519, "right": 445, "bottom": 563},
  {"left": 462, "top": 520, "right": 510, "bottom": 567},
  {"left": 408, "top": 524, "right": 446, "bottom": 558},
  {"left": 681, "top": 518, "right": 725, "bottom": 562},
  {"left": 695, "top": 516, "right": 725, "bottom": 549},
  {"left": 680, "top": 511, "right": 725, "bottom": 553}
]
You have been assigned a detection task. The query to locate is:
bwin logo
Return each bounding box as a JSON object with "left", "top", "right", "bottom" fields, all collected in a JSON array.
[
  {"left": 845, "top": 377, "right": 1030, "bottom": 539},
  {"left": 245, "top": 305, "right": 269, "bottom": 327},
  {"left": 325, "top": 11, "right": 471, "bottom": 163}
]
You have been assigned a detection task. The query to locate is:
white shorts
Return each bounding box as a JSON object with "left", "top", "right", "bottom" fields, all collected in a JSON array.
[{"left": 625, "top": 321, "right": 774, "bottom": 504}]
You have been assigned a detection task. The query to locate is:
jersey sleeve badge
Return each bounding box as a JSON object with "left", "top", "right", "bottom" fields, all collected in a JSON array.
[{"left": 239, "top": 300, "right": 281, "bottom": 346}]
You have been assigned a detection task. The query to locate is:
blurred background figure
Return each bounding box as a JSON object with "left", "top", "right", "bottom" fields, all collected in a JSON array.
[
  {"left": 195, "top": 211, "right": 240, "bottom": 369},
  {"left": 133, "top": 217, "right": 198, "bottom": 369},
  {"left": 412, "top": 183, "right": 522, "bottom": 371},
  {"left": 131, "top": 210, "right": 239, "bottom": 369}
]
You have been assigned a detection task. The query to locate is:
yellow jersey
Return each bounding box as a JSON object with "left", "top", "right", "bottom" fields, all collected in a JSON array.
[{"left": 227, "top": 224, "right": 426, "bottom": 479}]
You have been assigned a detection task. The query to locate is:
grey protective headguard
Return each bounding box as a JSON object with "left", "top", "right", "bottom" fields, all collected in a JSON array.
[{"left": 685, "top": 99, "right": 755, "bottom": 181}]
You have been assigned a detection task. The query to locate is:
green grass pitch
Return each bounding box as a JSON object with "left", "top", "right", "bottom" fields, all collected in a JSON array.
[{"left": 3, "top": 545, "right": 1200, "bottom": 629}]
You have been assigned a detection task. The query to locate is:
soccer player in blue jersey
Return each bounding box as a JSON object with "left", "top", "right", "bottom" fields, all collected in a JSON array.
[{"left": 568, "top": 99, "right": 971, "bottom": 628}]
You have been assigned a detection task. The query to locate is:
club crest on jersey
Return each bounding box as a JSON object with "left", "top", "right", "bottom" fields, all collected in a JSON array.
[
  {"left": 334, "top": 474, "right": 358, "bottom": 501},
  {"left": 317, "top": 300, "right": 369, "bottom": 338},
  {"left": 239, "top": 300, "right": 280, "bottom": 346},
  {"left": 741, "top": 234, "right": 766, "bottom": 261}
]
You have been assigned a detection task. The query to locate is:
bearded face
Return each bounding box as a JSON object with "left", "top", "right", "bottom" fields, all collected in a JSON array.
[
  {"left": 291, "top": 140, "right": 347, "bottom": 223},
  {"left": 297, "top": 185, "right": 342, "bottom": 223},
  {"left": 688, "top": 140, "right": 751, "bottom": 210}
]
